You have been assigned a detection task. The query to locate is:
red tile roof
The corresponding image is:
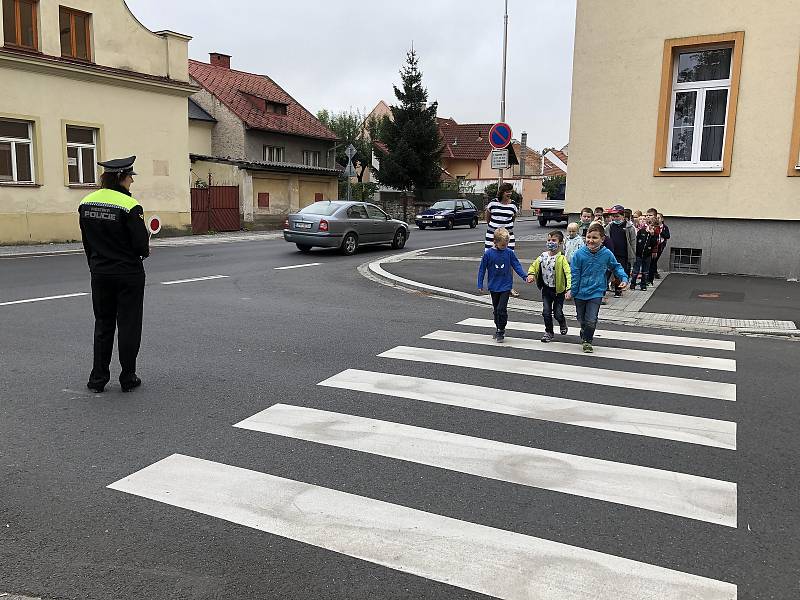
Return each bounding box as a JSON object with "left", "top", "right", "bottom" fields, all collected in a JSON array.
[
  {"left": 437, "top": 118, "right": 495, "bottom": 161},
  {"left": 543, "top": 149, "right": 568, "bottom": 177},
  {"left": 188, "top": 59, "right": 337, "bottom": 141}
]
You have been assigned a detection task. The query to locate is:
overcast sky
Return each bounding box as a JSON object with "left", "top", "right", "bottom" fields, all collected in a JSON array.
[{"left": 126, "top": 0, "right": 576, "bottom": 151}]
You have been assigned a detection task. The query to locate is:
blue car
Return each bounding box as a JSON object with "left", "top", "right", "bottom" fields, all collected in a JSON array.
[{"left": 415, "top": 199, "right": 479, "bottom": 230}]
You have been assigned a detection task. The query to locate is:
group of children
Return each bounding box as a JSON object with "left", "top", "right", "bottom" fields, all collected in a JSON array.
[{"left": 477, "top": 204, "right": 669, "bottom": 353}]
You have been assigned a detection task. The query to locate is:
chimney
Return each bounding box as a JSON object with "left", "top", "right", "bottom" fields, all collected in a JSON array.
[
  {"left": 520, "top": 132, "right": 527, "bottom": 177},
  {"left": 209, "top": 53, "right": 231, "bottom": 69}
]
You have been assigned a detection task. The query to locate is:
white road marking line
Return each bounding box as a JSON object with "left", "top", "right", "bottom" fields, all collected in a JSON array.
[
  {"left": 424, "top": 330, "right": 737, "bottom": 372},
  {"left": 236, "top": 404, "right": 737, "bottom": 526},
  {"left": 160, "top": 275, "right": 230, "bottom": 285},
  {"left": 274, "top": 262, "right": 322, "bottom": 270},
  {"left": 319, "top": 370, "right": 736, "bottom": 449},
  {"left": 458, "top": 318, "right": 737, "bottom": 351},
  {"left": 0, "top": 292, "right": 88, "bottom": 306},
  {"left": 109, "top": 455, "right": 737, "bottom": 600},
  {"left": 379, "top": 346, "right": 736, "bottom": 401}
]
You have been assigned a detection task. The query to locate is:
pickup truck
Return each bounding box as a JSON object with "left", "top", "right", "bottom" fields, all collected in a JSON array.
[{"left": 532, "top": 182, "right": 568, "bottom": 227}]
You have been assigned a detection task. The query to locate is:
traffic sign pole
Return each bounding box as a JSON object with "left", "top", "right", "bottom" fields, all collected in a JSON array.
[{"left": 499, "top": 0, "right": 509, "bottom": 186}]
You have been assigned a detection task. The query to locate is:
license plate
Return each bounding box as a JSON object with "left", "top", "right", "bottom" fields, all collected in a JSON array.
[
  {"left": 423, "top": 220, "right": 432, "bottom": 224},
  {"left": 295, "top": 222, "right": 312, "bottom": 229}
]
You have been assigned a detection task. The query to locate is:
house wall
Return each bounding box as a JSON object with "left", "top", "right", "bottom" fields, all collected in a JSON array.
[
  {"left": 569, "top": 0, "right": 800, "bottom": 276},
  {"left": 0, "top": 0, "right": 192, "bottom": 243},
  {"left": 244, "top": 130, "right": 334, "bottom": 168},
  {"left": 188, "top": 121, "right": 213, "bottom": 156},
  {"left": 190, "top": 88, "right": 246, "bottom": 160}
]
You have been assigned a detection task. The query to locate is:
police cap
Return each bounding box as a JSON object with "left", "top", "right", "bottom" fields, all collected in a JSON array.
[{"left": 97, "top": 156, "right": 137, "bottom": 175}]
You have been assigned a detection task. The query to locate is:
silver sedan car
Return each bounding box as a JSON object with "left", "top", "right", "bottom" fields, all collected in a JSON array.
[{"left": 283, "top": 201, "right": 411, "bottom": 255}]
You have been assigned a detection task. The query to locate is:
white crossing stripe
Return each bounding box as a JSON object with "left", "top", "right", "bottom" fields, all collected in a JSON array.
[
  {"left": 379, "top": 346, "right": 736, "bottom": 401},
  {"left": 160, "top": 275, "right": 230, "bottom": 285},
  {"left": 108, "top": 454, "right": 737, "bottom": 600},
  {"left": 458, "top": 318, "right": 736, "bottom": 351},
  {"left": 236, "top": 404, "right": 737, "bottom": 526},
  {"left": 319, "top": 370, "right": 737, "bottom": 449},
  {"left": 274, "top": 262, "right": 321, "bottom": 270},
  {"left": 424, "top": 330, "right": 736, "bottom": 372},
  {"left": 0, "top": 292, "right": 88, "bottom": 306}
]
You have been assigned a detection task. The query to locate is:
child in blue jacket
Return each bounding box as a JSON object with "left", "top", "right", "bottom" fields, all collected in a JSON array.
[
  {"left": 568, "top": 222, "right": 629, "bottom": 353},
  {"left": 478, "top": 228, "right": 528, "bottom": 343}
]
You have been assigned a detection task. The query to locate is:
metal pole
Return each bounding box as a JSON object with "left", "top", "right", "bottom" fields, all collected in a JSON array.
[{"left": 498, "top": 0, "right": 509, "bottom": 187}]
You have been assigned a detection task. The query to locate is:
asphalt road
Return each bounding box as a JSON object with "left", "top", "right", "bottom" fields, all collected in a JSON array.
[{"left": 1, "top": 221, "right": 798, "bottom": 599}]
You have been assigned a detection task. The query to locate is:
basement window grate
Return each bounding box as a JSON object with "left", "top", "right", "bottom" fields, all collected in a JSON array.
[{"left": 670, "top": 247, "right": 702, "bottom": 272}]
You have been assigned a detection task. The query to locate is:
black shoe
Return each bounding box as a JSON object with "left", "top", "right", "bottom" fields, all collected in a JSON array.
[
  {"left": 121, "top": 375, "right": 142, "bottom": 393},
  {"left": 641, "top": 286, "right": 648, "bottom": 291},
  {"left": 654, "top": 273, "right": 661, "bottom": 279},
  {"left": 614, "top": 290, "right": 622, "bottom": 297},
  {"left": 496, "top": 331, "right": 505, "bottom": 343},
  {"left": 87, "top": 383, "right": 105, "bottom": 394},
  {"left": 560, "top": 324, "right": 568, "bottom": 335}
]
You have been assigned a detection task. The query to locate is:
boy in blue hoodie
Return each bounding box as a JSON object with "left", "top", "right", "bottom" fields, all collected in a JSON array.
[
  {"left": 478, "top": 228, "right": 529, "bottom": 343},
  {"left": 568, "top": 222, "right": 629, "bottom": 353}
]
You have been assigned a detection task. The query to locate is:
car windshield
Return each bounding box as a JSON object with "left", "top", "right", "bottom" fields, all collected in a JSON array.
[
  {"left": 430, "top": 201, "right": 457, "bottom": 210},
  {"left": 298, "top": 202, "right": 341, "bottom": 216}
]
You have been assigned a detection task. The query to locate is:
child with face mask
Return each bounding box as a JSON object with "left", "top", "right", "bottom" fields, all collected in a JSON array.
[
  {"left": 527, "top": 231, "right": 571, "bottom": 342},
  {"left": 564, "top": 222, "right": 584, "bottom": 263},
  {"left": 604, "top": 205, "right": 636, "bottom": 297},
  {"left": 568, "top": 223, "right": 628, "bottom": 353}
]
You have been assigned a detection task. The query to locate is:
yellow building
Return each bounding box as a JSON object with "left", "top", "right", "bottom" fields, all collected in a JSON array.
[
  {"left": 568, "top": 0, "right": 800, "bottom": 278},
  {"left": 0, "top": 0, "right": 195, "bottom": 244}
]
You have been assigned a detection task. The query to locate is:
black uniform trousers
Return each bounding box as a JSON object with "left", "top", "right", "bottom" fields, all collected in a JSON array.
[{"left": 88, "top": 272, "right": 145, "bottom": 388}]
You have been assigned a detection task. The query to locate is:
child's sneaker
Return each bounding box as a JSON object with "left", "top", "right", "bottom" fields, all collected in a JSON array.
[
  {"left": 582, "top": 342, "right": 593, "bottom": 353},
  {"left": 541, "top": 332, "right": 554, "bottom": 343},
  {"left": 560, "top": 324, "right": 568, "bottom": 335},
  {"left": 640, "top": 285, "right": 647, "bottom": 291},
  {"left": 492, "top": 330, "right": 499, "bottom": 340},
  {"left": 496, "top": 331, "right": 505, "bottom": 343}
]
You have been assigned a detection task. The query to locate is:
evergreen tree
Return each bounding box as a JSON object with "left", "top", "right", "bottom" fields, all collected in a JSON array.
[{"left": 373, "top": 50, "right": 443, "bottom": 198}]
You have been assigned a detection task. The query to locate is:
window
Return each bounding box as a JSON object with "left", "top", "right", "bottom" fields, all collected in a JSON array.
[
  {"left": 257, "top": 192, "right": 269, "bottom": 208},
  {"left": 3, "top": 0, "right": 38, "bottom": 50},
  {"left": 314, "top": 193, "right": 324, "bottom": 202},
  {"left": 263, "top": 145, "right": 284, "bottom": 163},
  {"left": 0, "top": 119, "right": 34, "bottom": 183},
  {"left": 265, "top": 102, "right": 287, "bottom": 115},
  {"left": 365, "top": 204, "right": 387, "bottom": 220},
  {"left": 59, "top": 6, "right": 91, "bottom": 60},
  {"left": 670, "top": 247, "right": 702, "bottom": 272},
  {"left": 347, "top": 205, "right": 368, "bottom": 219},
  {"left": 66, "top": 125, "right": 97, "bottom": 185},
  {"left": 302, "top": 150, "right": 320, "bottom": 167},
  {"left": 654, "top": 33, "right": 744, "bottom": 176}
]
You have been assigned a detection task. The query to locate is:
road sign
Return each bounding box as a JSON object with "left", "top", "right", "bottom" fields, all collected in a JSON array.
[
  {"left": 489, "top": 122, "right": 512, "bottom": 149},
  {"left": 491, "top": 149, "right": 509, "bottom": 170},
  {"left": 345, "top": 144, "right": 357, "bottom": 159},
  {"left": 342, "top": 163, "right": 357, "bottom": 177},
  {"left": 147, "top": 215, "right": 161, "bottom": 235}
]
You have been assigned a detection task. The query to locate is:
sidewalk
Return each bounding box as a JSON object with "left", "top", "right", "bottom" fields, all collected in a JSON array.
[
  {"left": 363, "top": 241, "right": 800, "bottom": 336},
  {"left": 0, "top": 230, "right": 283, "bottom": 258}
]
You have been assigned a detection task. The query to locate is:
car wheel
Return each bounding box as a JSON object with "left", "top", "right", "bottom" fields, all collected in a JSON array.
[
  {"left": 470, "top": 217, "right": 478, "bottom": 228},
  {"left": 538, "top": 217, "right": 548, "bottom": 227},
  {"left": 340, "top": 232, "right": 358, "bottom": 256},
  {"left": 418, "top": 224, "right": 427, "bottom": 230},
  {"left": 391, "top": 228, "right": 407, "bottom": 249},
  {"left": 445, "top": 219, "right": 454, "bottom": 230},
  {"left": 296, "top": 244, "right": 312, "bottom": 253}
]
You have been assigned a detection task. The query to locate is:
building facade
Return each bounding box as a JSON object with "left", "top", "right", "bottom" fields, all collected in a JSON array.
[
  {"left": 0, "top": 0, "right": 195, "bottom": 243},
  {"left": 568, "top": 0, "right": 800, "bottom": 278},
  {"left": 188, "top": 54, "right": 338, "bottom": 228}
]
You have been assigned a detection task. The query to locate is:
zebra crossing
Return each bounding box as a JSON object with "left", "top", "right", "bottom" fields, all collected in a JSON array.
[{"left": 109, "top": 318, "right": 739, "bottom": 599}]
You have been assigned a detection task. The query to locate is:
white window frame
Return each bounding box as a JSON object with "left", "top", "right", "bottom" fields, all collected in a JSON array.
[
  {"left": 263, "top": 145, "right": 284, "bottom": 163},
  {"left": 664, "top": 45, "right": 732, "bottom": 171},
  {"left": 303, "top": 150, "right": 320, "bottom": 167},
  {"left": 66, "top": 126, "right": 97, "bottom": 185},
  {"left": 0, "top": 119, "right": 35, "bottom": 184}
]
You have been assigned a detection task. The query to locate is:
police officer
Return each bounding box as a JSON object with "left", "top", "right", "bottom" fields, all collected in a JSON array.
[{"left": 78, "top": 156, "right": 150, "bottom": 393}]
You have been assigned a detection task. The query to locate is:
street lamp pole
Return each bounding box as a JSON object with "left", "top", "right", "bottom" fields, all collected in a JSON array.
[{"left": 498, "top": 0, "right": 509, "bottom": 187}]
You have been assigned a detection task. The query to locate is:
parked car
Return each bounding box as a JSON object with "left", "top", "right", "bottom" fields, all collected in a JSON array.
[
  {"left": 415, "top": 199, "right": 479, "bottom": 230},
  {"left": 283, "top": 201, "right": 410, "bottom": 256}
]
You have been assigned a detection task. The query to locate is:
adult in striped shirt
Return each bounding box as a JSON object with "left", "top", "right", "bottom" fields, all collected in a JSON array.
[{"left": 484, "top": 183, "right": 519, "bottom": 250}]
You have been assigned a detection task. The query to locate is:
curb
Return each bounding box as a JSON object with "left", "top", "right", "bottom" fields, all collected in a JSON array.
[{"left": 363, "top": 244, "right": 800, "bottom": 338}]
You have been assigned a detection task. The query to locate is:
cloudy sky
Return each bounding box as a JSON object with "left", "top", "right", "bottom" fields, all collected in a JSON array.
[{"left": 126, "top": 0, "right": 577, "bottom": 151}]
